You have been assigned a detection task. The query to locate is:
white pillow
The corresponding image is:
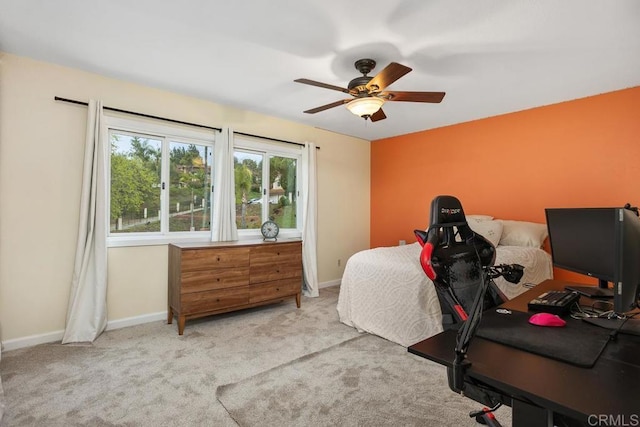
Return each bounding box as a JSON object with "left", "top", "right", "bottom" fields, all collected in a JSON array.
[
  {"left": 467, "top": 219, "right": 503, "bottom": 247},
  {"left": 466, "top": 214, "right": 494, "bottom": 221},
  {"left": 497, "top": 220, "right": 548, "bottom": 248}
]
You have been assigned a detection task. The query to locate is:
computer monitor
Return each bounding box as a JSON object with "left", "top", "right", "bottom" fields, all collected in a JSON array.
[{"left": 545, "top": 207, "right": 640, "bottom": 315}]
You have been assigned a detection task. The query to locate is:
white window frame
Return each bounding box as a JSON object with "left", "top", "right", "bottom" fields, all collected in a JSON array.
[
  {"left": 233, "top": 135, "right": 303, "bottom": 241},
  {"left": 105, "top": 116, "right": 216, "bottom": 247}
]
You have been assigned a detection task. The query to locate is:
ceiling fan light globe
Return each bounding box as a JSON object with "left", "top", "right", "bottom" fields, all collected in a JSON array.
[{"left": 346, "top": 97, "right": 385, "bottom": 117}]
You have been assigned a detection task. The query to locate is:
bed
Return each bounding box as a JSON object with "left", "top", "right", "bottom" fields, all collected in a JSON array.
[{"left": 336, "top": 218, "right": 554, "bottom": 347}]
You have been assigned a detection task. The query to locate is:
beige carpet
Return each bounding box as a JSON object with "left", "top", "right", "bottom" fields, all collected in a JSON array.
[
  {"left": 217, "top": 334, "right": 512, "bottom": 426},
  {"left": 0, "top": 286, "right": 511, "bottom": 426}
]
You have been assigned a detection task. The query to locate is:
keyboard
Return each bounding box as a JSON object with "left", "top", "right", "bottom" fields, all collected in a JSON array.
[{"left": 528, "top": 290, "right": 580, "bottom": 315}]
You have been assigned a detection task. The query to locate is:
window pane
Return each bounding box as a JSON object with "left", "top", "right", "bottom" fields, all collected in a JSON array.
[
  {"left": 234, "top": 151, "right": 263, "bottom": 229},
  {"left": 269, "top": 156, "right": 297, "bottom": 229},
  {"left": 110, "top": 133, "right": 162, "bottom": 233},
  {"left": 169, "top": 142, "right": 213, "bottom": 232}
]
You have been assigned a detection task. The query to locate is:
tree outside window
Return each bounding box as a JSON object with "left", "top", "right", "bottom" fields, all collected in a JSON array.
[
  {"left": 234, "top": 151, "right": 263, "bottom": 229},
  {"left": 110, "top": 134, "right": 161, "bottom": 233},
  {"left": 233, "top": 148, "right": 298, "bottom": 231},
  {"left": 109, "top": 131, "right": 212, "bottom": 235},
  {"left": 268, "top": 155, "right": 297, "bottom": 229},
  {"left": 169, "top": 142, "right": 212, "bottom": 232}
]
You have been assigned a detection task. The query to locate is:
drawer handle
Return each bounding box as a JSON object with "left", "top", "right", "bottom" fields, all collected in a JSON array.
[
  {"left": 276, "top": 288, "right": 280, "bottom": 291},
  {"left": 217, "top": 278, "right": 220, "bottom": 282},
  {"left": 216, "top": 298, "right": 220, "bottom": 302},
  {"left": 217, "top": 257, "right": 220, "bottom": 261},
  {"left": 277, "top": 252, "right": 280, "bottom": 255},
  {"left": 276, "top": 269, "right": 280, "bottom": 273}
]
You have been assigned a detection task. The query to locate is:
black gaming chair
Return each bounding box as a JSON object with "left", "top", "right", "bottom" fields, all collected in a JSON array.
[
  {"left": 414, "top": 196, "right": 524, "bottom": 426},
  {"left": 414, "top": 195, "right": 507, "bottom": 329}
]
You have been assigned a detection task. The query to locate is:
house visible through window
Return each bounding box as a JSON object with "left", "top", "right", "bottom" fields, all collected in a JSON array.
[
  {"left": 233, "top": 136, "right": 301, "bottom": 236},
  {"left": 168, "top": 141, "right": 212, "bottom": 232},
  {"left": 107, "top": 117, "right": 214, "bottom": 245},
  {"left": 268, "top": 155, "right": 297, "bottom": 229}
]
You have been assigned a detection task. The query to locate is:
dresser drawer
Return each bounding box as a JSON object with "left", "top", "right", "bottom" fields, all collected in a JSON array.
[
  {"left": 181, "top": 287, "right": 249, "bottom": 314},
  {"left": 181, "top": 267, "right": 249, "bottom": 293},
  {"left": 250, "top": 262, "right": 302, "bottom": 284},
  {"left": 181, "top": 248, "right": 250, "bottom": 271},
  {"left": 250, "top": 242, "right": 302, "bottom": 265},
  {"left": 250, "top": 278, "right": 300, "bottom": 304}
]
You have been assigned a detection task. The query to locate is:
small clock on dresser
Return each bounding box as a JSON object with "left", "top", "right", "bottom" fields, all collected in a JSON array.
[{"left": 261, "top": 220, "right": 279, "bottom": 241}]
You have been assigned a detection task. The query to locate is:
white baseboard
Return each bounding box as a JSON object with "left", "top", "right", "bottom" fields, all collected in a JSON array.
[
  {"left": 2, "top": 283, "right": 343, "bottom": 352},
  {"left": 319, "top": 279, "right": 341, "bottom": 288},
  {"left": 105, "top": 311, "right": 167, "bottom": 332},
  {"left": 1, "top": 311, "right": 168, "bottom": 352},
  {"left": 1, "top": 330, "right": 65, "bottom": 352}
]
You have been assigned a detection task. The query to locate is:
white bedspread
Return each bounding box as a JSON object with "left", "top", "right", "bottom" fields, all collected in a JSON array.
[{"left": 336, "top": 242, "right": 553, "bottom": 347}]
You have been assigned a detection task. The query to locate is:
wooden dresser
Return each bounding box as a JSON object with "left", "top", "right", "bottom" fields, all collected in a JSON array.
[{"left": 168, "top": 239, "right": 302, "bottom": 334}]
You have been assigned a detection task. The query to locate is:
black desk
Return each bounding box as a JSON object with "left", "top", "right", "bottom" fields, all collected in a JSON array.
[{"left": 408, "top": 280, "right": 640, "bottom": 427}]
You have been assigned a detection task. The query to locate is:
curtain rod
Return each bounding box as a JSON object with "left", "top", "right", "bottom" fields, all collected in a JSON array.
[
  {"left": 55, "top": 96, "right": 319, "bottom": 150},
  {"left": 55, "top": 96, "right": 221, "bottom": 132},
  {"left": 234, "top": 131, "right": 319, "bottom": 150}
]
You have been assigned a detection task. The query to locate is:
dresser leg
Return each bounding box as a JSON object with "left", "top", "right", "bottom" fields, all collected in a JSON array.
[
  {"left": 295, "top": 293, "right": 301, "bottom": 308},
  {"left": 167, "top": 306, "right": 173, "bottom": 324},
  {"left": 178, "top": 316, "right": 186, "bottom": 335}
]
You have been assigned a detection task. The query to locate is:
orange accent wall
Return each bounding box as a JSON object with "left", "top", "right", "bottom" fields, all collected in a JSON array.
[{"left": 371, "top": 86, "right": 640, "bottom": 284}]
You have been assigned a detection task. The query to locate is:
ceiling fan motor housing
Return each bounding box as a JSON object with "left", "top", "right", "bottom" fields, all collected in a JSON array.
[
  {"left": 348, "top": 76, "right": 372, "bottom": 93},
  {"left": 348, "top": 58, "right": 377, "bottom": 94}
]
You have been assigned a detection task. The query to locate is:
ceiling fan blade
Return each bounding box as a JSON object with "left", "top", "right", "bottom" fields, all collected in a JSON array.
[
  {"left": 366, "top": 62, "right": 412, "bottom": 93},
  {"left": 382, "top": 91, "right": 446, "bottom": 103},
  {"left": 303, "top": 99, "right": 350, "bottom": 114},
  {"left": 370, "top": 108, "right": 386, "bottom": 122},
  {"left": 294, "top": 78, "right": 351, "bottom": 94}
]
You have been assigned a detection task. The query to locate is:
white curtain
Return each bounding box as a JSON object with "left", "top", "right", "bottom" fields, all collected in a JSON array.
[
  {"left": 301, "top": 142, "right": 319, "bottom": 297},
  {"left": 62, "top": 100, "right": 108, "bottom": 344},
  {"left": 211, "top": 126, "right": 238, "bottom": 241}
]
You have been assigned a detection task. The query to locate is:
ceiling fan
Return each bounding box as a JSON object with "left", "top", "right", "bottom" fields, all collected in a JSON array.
[{"left": 294, "top": 58, "right": 445, "bottom": 122}]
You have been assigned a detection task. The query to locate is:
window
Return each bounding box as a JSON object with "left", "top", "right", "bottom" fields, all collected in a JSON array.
[
  {"left": 110, "top": 133, "right": 162, "bottom": 233},
  {"left": 268, "top": 155, "right": 297, "bottom": 229},
  {"left": 106, "top": 117, "right": 214, "bottom": 245},
  {"left": 168, "top": 141, "right": 212, "bottom": 232},
  {"left": 234, "top": 150, "right": 263, "bottom": 229},
  {"left": 233, "top": 136, "right": 302, "bottom": 237}
]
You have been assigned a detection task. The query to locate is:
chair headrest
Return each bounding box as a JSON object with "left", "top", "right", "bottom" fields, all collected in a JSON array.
[{"left": 429, "top": 195, "right": 467, "bottom": 228}]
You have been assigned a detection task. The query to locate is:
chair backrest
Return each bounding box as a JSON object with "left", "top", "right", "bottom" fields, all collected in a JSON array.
[{"left": 415, "top": 195, "right": 504, "bottom": 327}]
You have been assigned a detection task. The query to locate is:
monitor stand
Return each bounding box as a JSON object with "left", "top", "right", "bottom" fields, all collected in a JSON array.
[
  {"left": 565, "top": 285, "right": 613, "bottom": 299},
  {"left": 565, "top": 279, "right": 613, "bottom": 299},
  {"left": 583, "top": 317, "right": 640, "bottom": 337}
]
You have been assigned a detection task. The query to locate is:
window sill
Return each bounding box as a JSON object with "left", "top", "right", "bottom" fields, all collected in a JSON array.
[{"left": 107, "top": 230, "right": 303, "bottom": 248}]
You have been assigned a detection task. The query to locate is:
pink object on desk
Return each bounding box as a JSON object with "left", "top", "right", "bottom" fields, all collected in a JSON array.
[{"left": 529, "top": 312, "right": 567, "bottom": 327}]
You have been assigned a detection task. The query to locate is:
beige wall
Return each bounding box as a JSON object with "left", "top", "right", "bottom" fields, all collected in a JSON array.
[{"left": 0, "top": 52, "right": 370, "bottom": 343}]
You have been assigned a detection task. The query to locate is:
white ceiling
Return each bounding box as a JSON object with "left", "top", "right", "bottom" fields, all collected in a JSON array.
[{"left": 1, "top": 0, "right": 639, "bottom": 141}]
